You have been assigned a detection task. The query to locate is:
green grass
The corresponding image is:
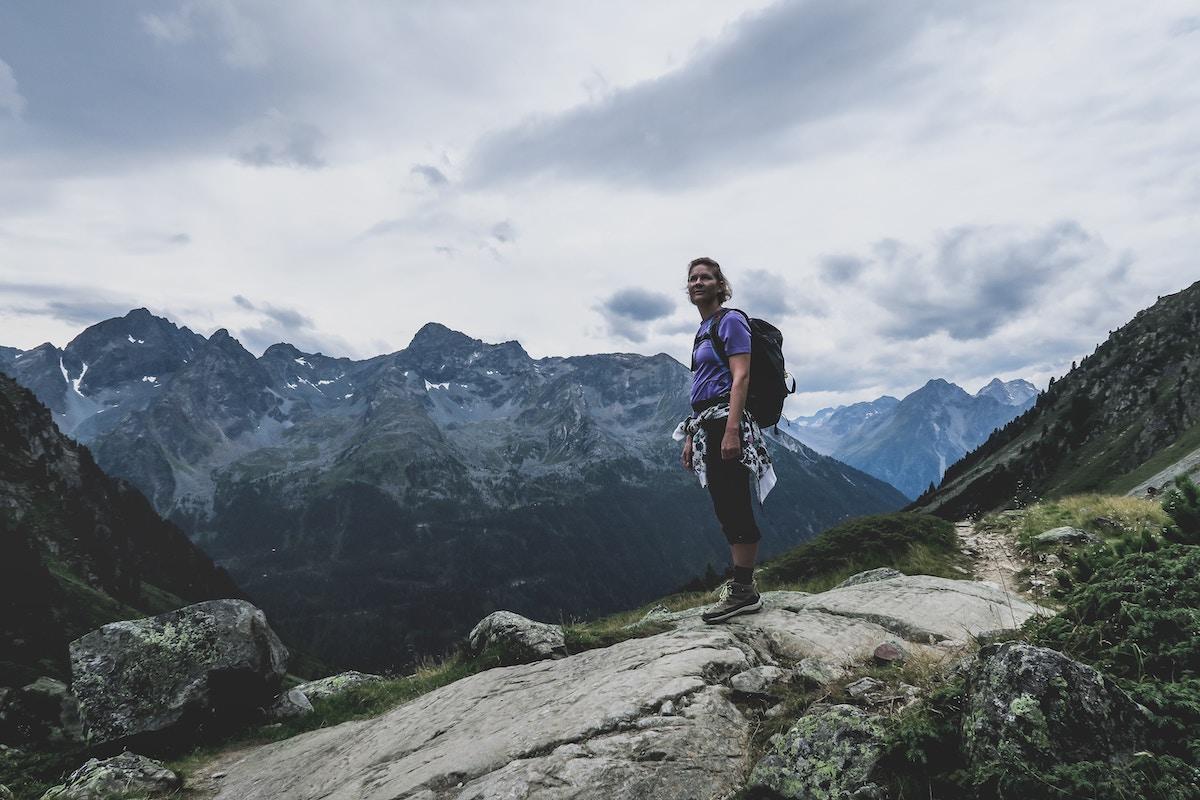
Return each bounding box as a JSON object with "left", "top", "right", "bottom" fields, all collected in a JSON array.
[
  {"left": 1108, "top": 418, "right": 1200, "bottom": 494},
  {"left": 755, "top": 512, "right": 967, "bottom": 593},
  {"left": 978, "top": 494, "right": 1171, "bottom": 553}
]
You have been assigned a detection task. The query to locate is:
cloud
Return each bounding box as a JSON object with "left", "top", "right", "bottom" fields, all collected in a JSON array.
[
  {"left": 411, "top": 164, "right": 449, "bottom": 187},
  {"left": 597, "top": 287, "right": 677, "bottom": 343},
  {"left": 141, "top": 1, "right": 267, "bottom": 68},
  {"left": 827, "top": 221, "right": 1127, "bottom": 341},
  {"left": 234, "top": 110, "right": 326, "bottom": 169},
  {"left": 118, "top": 230, "right": 191, "bottom": 254},
  {"left": 0, "top": 58, "right": 25, "bottom": 118},
  {"left": 467, "top": 0, "right": 940, "bottom": 187},
  {"left": 736, "top": 268, "right": 812, "bottom": 318},
  {"left": 819, "top": 255, "right": 867, "bottom": 285},
  {"left": 0, "top": 282, "right": 137, "bottom": 327},
  {"left": 1169, "top": 16, "right": 1200, "bottom": 37},
  {"left": 490, "top": 220, "right": 516, "bottom": 243},
  {"left": 233, "top": 295, "right": 353, "bottom": 356}
]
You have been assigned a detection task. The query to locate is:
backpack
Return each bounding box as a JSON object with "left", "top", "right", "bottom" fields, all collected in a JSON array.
[{"left": 691, "top": 308, "right": 796, "bottom": 427}]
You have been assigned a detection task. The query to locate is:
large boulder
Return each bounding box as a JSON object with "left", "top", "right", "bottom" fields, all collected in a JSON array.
[
  {"left": 962, "top": 642, "right": 1148, "bottom": 768},
  {"left": 467, "top": 610, "right": 566, "bottom": 664},
  {"left": 0, "top": 677, "right": 83, "bottom": 746},
  {"left": 746, "top": 704, "right": 887, "bottom": 799},
  {"left": 70, "top": 600, "right": 288, "bottom": 749},
  {"left": 40, "top": 752, "right": 180, "bottom": 800},
  {"left": 294, "top": 671, "right": 385, "bottom": 703},
  {"left": 1033, "top": 526, "right": 1102, "bottom": 546}
]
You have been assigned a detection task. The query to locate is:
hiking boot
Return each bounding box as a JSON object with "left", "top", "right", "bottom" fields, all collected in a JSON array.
[{"left": 702, "top": 581, "right": 762, "bottom": 624}]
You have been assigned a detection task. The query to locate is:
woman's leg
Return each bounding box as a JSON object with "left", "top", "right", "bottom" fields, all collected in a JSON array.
[{"left": 703, "top": 421, "right": 761, "bottom": 578}]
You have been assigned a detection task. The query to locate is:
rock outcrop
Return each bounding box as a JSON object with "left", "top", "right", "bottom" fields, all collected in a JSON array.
[
  {"left": 0, "top": 677, "right": 83, "bottom": 746},
  {"left": 198, "top": 576, "right": 1047, "bottom": 799},
  {"left": 834, "top": 567, "right": 905, "bottom": 588},
  {"left": 40, "top": 752, "right": 180, "bottom": 800},
  {"left": 294, "top": 671, "right": 385, "bottom": 703},
  {"left": 962, "top": 642, "right": 1148, "bottom": 767},
  {"left": 467, "top": 610, "right": 566, "bottom": 664},
  {"left": 70, "top": 599, "right": 287, "bottom": 749},
  {"left": 746, "top": 704, "right": 887, "bottom": 800},
  {"left": 1033, "top": 526, "right": 1102, "bottom": 545}
]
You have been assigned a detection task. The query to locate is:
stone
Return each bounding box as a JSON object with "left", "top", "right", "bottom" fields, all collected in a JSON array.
[
  {"left": 263, "top": 689, "right": 313, "bottom": 721},
  {"left": 962, "top": 642, "right": 1148, "bottom": 769},
  {"left": 834, "top": 568, "right": 905, "bottom": 588},
  {"left": 845, "top": 677, "right": 885, "bottom": 699},
  {"left": 746, "top": 704, "right": 887, "bottom": 800},
  {"left": 40, "top": 752, "right": 181, "bottom": 800},
  {"left": 294, "top": 671, "right": 385, "bottom": 702},
  {"left": 0, "top": 785, "right": 12, "bottom": 800},
  {"left": 1033, "top": 526, "right": 1102, "bottom": 546},
  {"left": 0, "top": 677, "right": 83, "bottom": 746},
  {"left": 730, "top": 666, "right": 793, "bottom": 697},
  {"left": 199, "top": 576, "right": 1050, "bottom": 800},
  {"left": 974, "top": 628, "right": 1021, "bottom": 647},
  {"left": 872, "top": 641, "right": 907, "bottom": 665},
  {"left": 69, "top": 599, "right": 288, "bottom": 748},
  {"left": 467, "top": 610, "right": 566, "bottom": 664}
]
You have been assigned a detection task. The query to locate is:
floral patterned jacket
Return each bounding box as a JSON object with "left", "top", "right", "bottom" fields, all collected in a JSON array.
[{"left": 672, "top": 403, "right": 776, "bottom": 504}]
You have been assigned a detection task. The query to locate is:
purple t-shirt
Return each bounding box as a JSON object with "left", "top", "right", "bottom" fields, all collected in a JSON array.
[{"left": 691, "top": 310, "right": 751, "bottom": 410}]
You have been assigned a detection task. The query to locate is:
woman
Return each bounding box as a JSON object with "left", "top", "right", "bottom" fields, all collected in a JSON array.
[{"left": 676, "top": 256, "right": 770, "bottom": 623}]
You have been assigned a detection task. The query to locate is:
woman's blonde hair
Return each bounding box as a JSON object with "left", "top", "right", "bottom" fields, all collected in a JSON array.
[{"left": 686, "top": 256, "right": 732, "bottom": 302}]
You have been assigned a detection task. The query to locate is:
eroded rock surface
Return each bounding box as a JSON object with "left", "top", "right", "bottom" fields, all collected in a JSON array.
[
  {"left": 294, "top": 671, "right": 385, "bottom": 702},
  {"left": 834, "top": 568, "right": 905, "bottom": 588},
  {"left": 203, "top": 577, "right": 1046, "bottom": 800}
]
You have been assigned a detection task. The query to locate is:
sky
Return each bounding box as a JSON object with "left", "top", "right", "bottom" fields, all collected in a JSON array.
[{"left": 1, "top": 1, "right": 1197, "bottom": 415}]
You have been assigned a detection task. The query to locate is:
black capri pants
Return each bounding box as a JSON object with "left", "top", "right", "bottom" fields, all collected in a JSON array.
[{"left": 701, "top": 419, "right": 762, "bottom": 545}]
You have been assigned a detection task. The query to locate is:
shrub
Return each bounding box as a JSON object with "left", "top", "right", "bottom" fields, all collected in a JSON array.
[{"left": 1162, "top": 475, "right": 1200, "bottom": 544}]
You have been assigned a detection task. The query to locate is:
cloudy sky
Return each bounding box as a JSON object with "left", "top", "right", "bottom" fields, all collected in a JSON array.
[{"left": 1, "top": 1, "right": 1197, "bottom": 414}]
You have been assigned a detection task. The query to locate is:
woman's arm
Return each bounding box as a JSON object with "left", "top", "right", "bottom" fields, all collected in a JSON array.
[{"left": 722, "top": 353, "right": 750, "bottom": 460}]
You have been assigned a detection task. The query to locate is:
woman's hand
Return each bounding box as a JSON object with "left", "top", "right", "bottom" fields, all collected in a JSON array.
[
  {"left": 721, "top": 428, "right": 741, "bottom": 461},
  {"left": 682, "top": 437, "right": 694, "bottom": 470}
]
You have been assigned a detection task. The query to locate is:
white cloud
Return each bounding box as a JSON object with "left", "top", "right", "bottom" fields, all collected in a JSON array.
[{"left": 0, "top": 58, "right": 25, "bottom": 118}]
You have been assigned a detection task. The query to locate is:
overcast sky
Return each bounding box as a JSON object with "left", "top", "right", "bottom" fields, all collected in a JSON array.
[{"left": 1, "top": 1, "right": 1197, "bottom": 414}]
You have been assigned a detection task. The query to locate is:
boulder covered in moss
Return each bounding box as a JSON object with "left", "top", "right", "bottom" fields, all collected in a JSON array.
[
  {"left": 40, "top": 752, "right": 180, "bottom": 800},
  {"left": 468, "top": 611, "right": 565, "bottom": 664},
  {"left": 0, "top": 677, "right": 83, "bottom": 746},
  {"left": 69, "top": 599, "right": 288, "bottom": 749},
  {"left": 294, "top": 671, "right": 384, "bottom": 702},
  {"left": 746, "top": 704, "right": 887, "bottom": 799},
  {"left": 962, "top": 642, "right": 1147, "bottom": 769}
]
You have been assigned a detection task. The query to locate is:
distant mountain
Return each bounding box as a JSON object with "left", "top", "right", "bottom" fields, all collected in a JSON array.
[
  {"left": 0, "top": 372, "right": 242, "bottom": 686},
  {"left": 2, "top": 312, "right": 907, "bottom": 671},
  {"left": 784, "top": 378, "right": 1037, "bottom": 499},
  {"left": 914, "top": 280, "right": 1200, "bottom": 519}
]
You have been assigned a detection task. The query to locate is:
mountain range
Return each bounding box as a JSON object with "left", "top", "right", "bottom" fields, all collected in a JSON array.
[
  {"left": 915, "top": 279, "right": 1200, "bottom": 518},
  {"left": 781, "top": 378, "right": 1037, "bottom": 499},
  {"left": 0, "top": 311, "right": 906, "bottom": 670}
]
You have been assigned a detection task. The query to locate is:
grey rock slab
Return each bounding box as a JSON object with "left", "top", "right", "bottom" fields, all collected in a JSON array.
[
  {"left": 791, "top": 575, "right": 1050, "bottom": 644},
  {"left": 468, "top": 610, "right": 566, "bottom": 664},
  {"left": 210, "top": 627, "right": 756, "bottom": 800},
  {"left": 40, "top": 752, "right": 180, "bottom": 800},
  {"left": 730, "top": 666, "right": 793, "bottom": 697},
  {"left": 263, "top": 689, "right": 313, "bottom": 721},
  {"left": 294, "top": 671, "right": 385, "bottom": 702},
  {"left": 834, "top": 568, "right": 905, "bottom": 588}
]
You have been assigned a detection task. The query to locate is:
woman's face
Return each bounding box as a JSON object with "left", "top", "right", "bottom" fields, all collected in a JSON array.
[{"left": 688, "top": 265, "right": 721, "bottom": 305}]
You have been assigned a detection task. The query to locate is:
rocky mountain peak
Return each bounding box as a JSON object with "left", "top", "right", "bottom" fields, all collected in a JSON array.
[
  {"left": 974, "top": 378, "right": 1038, "bottom": 407},
  {"left": 407, "top": 322, "right": 480, "bottom": 353}
]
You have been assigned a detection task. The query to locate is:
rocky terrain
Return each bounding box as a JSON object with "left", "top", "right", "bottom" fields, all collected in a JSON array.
[
  {"left": 1, "top": 311, "right": 906, "bottom": 671},
  {"left": 784, "top": 378, "right": 1036, "bottom": 499}
]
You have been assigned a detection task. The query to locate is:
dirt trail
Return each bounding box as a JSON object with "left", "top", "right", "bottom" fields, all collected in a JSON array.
[{"left": 955, "top": 518, "right": 1038, "bottom": 599}]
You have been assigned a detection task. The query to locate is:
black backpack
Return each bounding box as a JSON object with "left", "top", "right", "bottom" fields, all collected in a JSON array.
[{"left": 691, "top": 308, "right": 795, "bottom": 427}]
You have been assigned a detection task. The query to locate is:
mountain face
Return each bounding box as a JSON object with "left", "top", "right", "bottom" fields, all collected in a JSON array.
[
  {"left": 915, "top": 280, "right": 1200, "bottom": 519},
  {"left": 0, "top": 372, "right": 243, "bottom": 686},
  {"left": 783, "top": 379, "right": 1037, "bottom": 499},
  {"left": 2, "top": 312, "right": 907, "bottom": 671}
]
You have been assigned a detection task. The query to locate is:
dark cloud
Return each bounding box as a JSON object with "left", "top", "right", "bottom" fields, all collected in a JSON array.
[
  {"left": 0, "top": 281, "right": 136, "bottom": 326},
  {"left": 9, "top": 300, "right": 137, "bottom": 327},
  {"left": 832, "top": 221, "right": 1121, "bottom": 341},
  {"left": 411, "top": 164, "right": 449, "bottom": 187},
  {"left": 467, "top": 0, "right": 942, "bottom": 187},
  {"left": 737, "top": 268, "right": 818, "bottom": 318},
  {"left": 232, "top": 294, "right": 255, "bottom": 311},
  {"left": 234, "top": 296, "right": 350, "bottom": 356},
  {"left": 490, "top": 220, "right": 516, "bottom": 243},
  {"left": 604, "top": 288, "right": 674, "bottom": 322},
  {"left": 819, "top": 255, "right": 867, "bottom": 285}
]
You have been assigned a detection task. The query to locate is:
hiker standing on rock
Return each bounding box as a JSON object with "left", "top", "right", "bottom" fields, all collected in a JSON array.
[{"left": 675, "top": 256, "right": 776, "bottom": 623}]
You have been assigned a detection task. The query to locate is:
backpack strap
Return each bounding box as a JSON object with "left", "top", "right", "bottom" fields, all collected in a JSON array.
[{"left": 690, "top": 308, "right": 747, "bottom": 371}]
